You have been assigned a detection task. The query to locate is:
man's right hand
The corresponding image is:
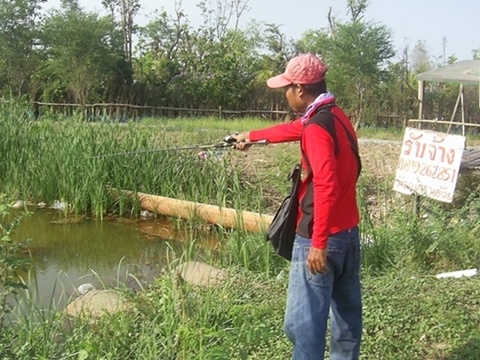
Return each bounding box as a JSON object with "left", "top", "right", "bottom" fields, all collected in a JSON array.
[{"left": 231, "top": 132, "right": 252, "bottom": 150}]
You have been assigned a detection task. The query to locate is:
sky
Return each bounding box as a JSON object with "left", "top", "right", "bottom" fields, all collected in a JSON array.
[{"left": 44, "top": 0, "right": 480, "bottom": 61}]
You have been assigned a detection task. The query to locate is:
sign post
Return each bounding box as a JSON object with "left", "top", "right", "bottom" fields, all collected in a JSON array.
[{"left": 394, "top": 128, "right": 465, "bottom": 203}]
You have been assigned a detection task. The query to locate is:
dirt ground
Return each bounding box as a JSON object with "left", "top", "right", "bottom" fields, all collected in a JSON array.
[
  {"left": 228, "top": 138, "right": 404, "bottom": 216},
  {"left": 358, "top": 139, "right": 402, "bottom": 178},
  {"left": 233, "top": 138, "right": 403, "bottom": 183}
]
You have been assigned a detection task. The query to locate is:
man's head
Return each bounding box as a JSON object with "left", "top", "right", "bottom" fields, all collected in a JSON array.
[{"left": 267, "top": 53, "right": 328, "bottom": 113}]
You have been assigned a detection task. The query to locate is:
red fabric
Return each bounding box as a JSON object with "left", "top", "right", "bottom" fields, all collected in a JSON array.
[
  {"left": 249, "top": 108, "right": 359, "bottom": 249},
  {"left": 267, "top": 53, "right": 328, "bottom": 88}
]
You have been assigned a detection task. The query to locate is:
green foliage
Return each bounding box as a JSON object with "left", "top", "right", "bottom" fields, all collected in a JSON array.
[
  {"left": 0, "top": 104, "right": 270, "bottom": 217},
  {"left": 1, "top": 0, "right": 479, "bottom": 128},
  {"left": 358, "top": 173, "right": 480, "bottom": 275},
  {"left": 362, "top": 273, "right": 480, "bottom": 359},
  {"left": 0, "top": 195, "right": 31, "bottom": 334},
  {"left": 347, "top": 0, "right": 369, "bottom": 22},
  {"left": 135, "top": 11, "right": 260, "bottom": 110},
  {"left": 2, "top": 262, "right": 480, "bottom": 359},
  {"left": 297, "top": 16, "right": 395, "bottom": 125},
  {"left": 36, "top": 6, "right": 131, "bottom": 104},
  {"left": 0, "top": 0, "right": 45, "bottom": 97}
]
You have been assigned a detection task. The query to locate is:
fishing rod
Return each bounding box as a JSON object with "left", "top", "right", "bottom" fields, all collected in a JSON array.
[{"left": 91, "top": 136, "right": 268, "bottom": 159}]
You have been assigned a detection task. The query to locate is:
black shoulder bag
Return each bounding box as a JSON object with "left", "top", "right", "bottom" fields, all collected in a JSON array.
[{"left": 265, "top": 163, "right": 301, "bottom": 261}]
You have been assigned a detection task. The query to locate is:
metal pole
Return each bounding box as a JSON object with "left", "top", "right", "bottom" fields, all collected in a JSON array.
[
  {"left": 448, "top": 85, "right": 463, "bottom": 134},
  {"left": 417, "top": 80, "right": 424, "bottom": 126},
  {"left": 413, "top": 81, "right": 425, "bottom": 216},
  {"left": 461, "top": 84, "right": 466, "bottom": 137}
]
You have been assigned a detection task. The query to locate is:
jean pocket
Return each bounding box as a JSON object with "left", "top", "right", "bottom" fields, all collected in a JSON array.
[
  {"left": 303, "top": 246, "right": 334, "bottom": 287},
  {"left": 305, "top": 266, "right": 334, "bottom": 287}
]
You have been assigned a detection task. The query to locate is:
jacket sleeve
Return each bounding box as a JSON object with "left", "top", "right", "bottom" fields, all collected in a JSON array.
[
  {"left": 249, "top": 118, "right": 303, "bottom": 143},
  {"left": 301, "top": 124, "right": 339, "bottom": 249}
]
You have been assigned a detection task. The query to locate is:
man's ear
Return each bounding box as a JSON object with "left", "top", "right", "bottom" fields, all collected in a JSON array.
[{"left": 296, "top": 84, "right": 306, "bottom": 98}]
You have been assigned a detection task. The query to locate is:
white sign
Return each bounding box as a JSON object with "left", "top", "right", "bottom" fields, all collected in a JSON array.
[{"left": 393, "top": 128, "right": 465, "bottom": 203}]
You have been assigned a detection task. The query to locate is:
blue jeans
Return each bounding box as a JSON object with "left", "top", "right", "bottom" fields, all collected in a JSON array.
[{"left": 284, "top": 229, "right": 362, "bottom": 360}]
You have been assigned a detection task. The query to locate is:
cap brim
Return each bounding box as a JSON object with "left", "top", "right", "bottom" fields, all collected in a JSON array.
[{"left": 266, "top": 74, "right": 292, "bottom": 89}]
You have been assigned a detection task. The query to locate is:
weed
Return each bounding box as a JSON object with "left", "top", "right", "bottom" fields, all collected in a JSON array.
[{"left": 0, "top": 195, "right": 32, "bottom": 334}]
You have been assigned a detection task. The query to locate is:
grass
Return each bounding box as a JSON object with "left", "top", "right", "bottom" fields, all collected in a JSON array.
[
  {"left": 2, "top": 101, "right": 480, "bottom": 359},
  {"left": 2, "top": 265, "right": 480, "bottom": 359},
  {"left": 356, "top": 126, "right": 405, "bottom": 141},
  {"left": 139, "top": 115, "right": 281, "bottom": 133},
  {"left": 0, "top": 105, "right": 274, "bottom": 218},
  {"left": 361, "top": 272, "right": 480, "bottom": 359}
]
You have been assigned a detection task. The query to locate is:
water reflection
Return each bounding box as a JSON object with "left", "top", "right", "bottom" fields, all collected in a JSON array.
[
  {"left": 137, "top": 219, "right": 221, "bottom": 250},
  {"left": 8, "top": 209, "right": 187, "bottom": 308}
]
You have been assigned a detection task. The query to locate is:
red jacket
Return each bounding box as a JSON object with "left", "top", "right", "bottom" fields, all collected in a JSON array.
[{"left": 249, "top": 106, "right": 360, "bottom": 249}]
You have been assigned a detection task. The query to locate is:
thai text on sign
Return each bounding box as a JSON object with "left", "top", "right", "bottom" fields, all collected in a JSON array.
[{"left": 393, "top": 128, "right": 465, "bottom": 203}]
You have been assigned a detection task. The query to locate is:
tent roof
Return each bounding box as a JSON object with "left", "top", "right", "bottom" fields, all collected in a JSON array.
[{"left": 415, "top": 60, "right": 480, "bottom": 85}]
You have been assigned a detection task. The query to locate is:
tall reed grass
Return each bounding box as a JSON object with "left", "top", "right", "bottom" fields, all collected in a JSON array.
[{"left": 0, "top": 102, "right": 268, "bottom": 218}]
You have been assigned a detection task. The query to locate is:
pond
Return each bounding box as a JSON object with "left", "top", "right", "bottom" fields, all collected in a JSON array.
[{"left": 8, "top": 207, "right": 193, "bottom": 311}]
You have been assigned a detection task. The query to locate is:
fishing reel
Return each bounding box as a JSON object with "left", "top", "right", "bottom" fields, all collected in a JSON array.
[
  {"left": 223, "top": 134, "right": 238, "bottom": 145},
  {"left": 198, "top": 135, "right": 238, "bottom": 161},
  {"left": 223, "top": 134, "right": 268, "bottom": 147}
]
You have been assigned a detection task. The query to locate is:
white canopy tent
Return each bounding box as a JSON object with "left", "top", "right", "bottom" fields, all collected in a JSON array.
[{"left": 414, "top": 60, "right": 480, "bottom": 136}]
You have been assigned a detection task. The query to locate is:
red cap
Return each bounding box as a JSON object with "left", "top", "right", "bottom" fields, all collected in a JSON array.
[{"left": 267, "top": 53, "right": 328, "bottom": 88}]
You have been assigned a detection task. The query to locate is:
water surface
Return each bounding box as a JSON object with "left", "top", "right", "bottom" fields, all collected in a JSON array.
[{"left": 8, "top": 208, "right": 187, "bottom": 309}]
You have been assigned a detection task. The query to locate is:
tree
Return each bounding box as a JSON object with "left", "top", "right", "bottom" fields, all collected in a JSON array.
[
  {"left": 101, "top": 0, "right": 140, "bottom": 65},
  {"left": 135, "top": 2, "right": 259, "bottom": 109},
  {"left": 197, "top": 0, "right": 250, "bottom": 40},
  {"left": 192, "top": 29, "right": 258, "bottom": 108},
  {"left": 0, "top": 0, "right": 45, "bottom": 97},
  {"left": 411, "top": 40, "right": 432, "bottom": 74},
  {"left": 295, "top": 1, "right": 399, "bottom": 126},
  {"left": 346, "top": 0, "right": 368, "bottom": 22},
  {"left": 134, "top": 5, "right": 191, "bottom": 105},
  {"left": 121, "top": 0, "right": 140, "bottom": 65},
  {"left": 60, "top": 0, "right": 81, "bottom": 12},
  {"left": 37, "top": 7, "right": 131, "bottom": 104},
  {"left": 252, "top": 23, "right": 295, "bottom": 111},
  {"left": 472, "top": 48, "right": 480, "bottom": 60},
  {"left": 296, "top": 4, "right": 395, "bottom": 126}
]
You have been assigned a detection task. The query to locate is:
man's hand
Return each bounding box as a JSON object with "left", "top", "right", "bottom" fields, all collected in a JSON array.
[
  {"left": 231, "top": 132, "right": 252, "bottom": 150},
  {"left": 307, "top": 247, "right": 328, "bottom": 275}
]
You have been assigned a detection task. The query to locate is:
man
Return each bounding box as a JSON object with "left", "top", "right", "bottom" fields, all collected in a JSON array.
[{"left": 233, "top": 53, "right": 362, "bottom": 360}]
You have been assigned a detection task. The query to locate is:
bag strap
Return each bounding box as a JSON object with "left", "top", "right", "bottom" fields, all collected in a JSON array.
[
  {"left": 302, "top": 106, "right": 362, "bottom": 179},
  {"left": 323, "top": 110, "right": 362, "bottom": 179},
  {"left": 287, "top": 163, "right": 302, "bottom": 195}
]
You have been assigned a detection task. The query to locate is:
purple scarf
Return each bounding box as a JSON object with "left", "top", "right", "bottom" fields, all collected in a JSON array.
[{"left": 301, "top": 92, "right": 336, "bottom": 124}]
